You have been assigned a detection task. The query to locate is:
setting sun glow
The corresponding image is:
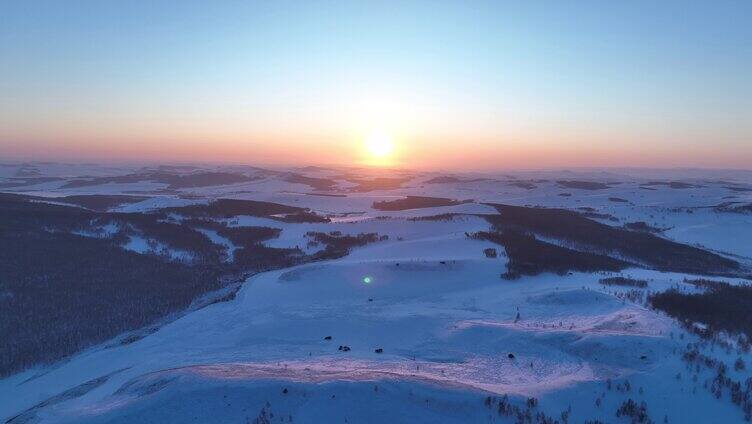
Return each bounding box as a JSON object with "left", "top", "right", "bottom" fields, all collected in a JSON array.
[
  {"left": 364, "top": 132, "right": 394, "bottom": 159},
  {"left": 361, "top": 131, "right": 397, "bottom": 167}
]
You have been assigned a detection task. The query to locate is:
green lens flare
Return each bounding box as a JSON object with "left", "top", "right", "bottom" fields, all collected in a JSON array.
[{"left": 363, "top": 276, "right": 372, "bottom": 284}]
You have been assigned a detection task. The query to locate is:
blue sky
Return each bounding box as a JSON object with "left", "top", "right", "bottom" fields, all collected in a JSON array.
[{"left": 1, "top": 0, "right": 751, "bottom": 168}]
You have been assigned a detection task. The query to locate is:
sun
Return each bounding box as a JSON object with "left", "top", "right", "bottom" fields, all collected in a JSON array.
[{"left": 364, "top": 131, "right": 394, "bottom": 158}]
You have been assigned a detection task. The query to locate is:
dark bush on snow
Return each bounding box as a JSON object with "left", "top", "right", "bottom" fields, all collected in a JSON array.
[{"left": 615, "top": 399, "right": 651, "bottom": 423}]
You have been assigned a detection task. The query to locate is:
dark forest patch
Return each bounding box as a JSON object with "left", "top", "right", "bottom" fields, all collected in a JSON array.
[
  {"left": 623, "top": 221, "right": 666, "bottom": 233},
  {"left": 372, "top": 196, "right": 471, "bottom": 211},
  {"left": 505, "top": 181, "right": 537, "bottom": 190},
  {"left": 295, "top": 165, "right": 336, "bottom": 173},
  {"left": 0, "top": 177, "right": 64, "bottom": 189},
  {"left": 650, "top": 280, "right": 752, "bottom": 339},
  {"left": 347, "top": 177, "right": 411, "bottom": 192},
  {"left": 579, "top": 211, "right": 619, "bottom": 222},
  {"left": 215, "top": 226, "right": 281, "bottom": 248},
  {"left": 303, "top": 192, "right": 347, "bottom": 198},
  {"left": 271, "top": 210, "right": 331, "bottom": 223},
  {"left": 183, "top": 218, "right": 301, "bottom": 270},
  {"left": 231, "top": 244, "right": 303, "bottom": 271},
  {"left": 283, "top": 173, "right": 337, "bottom": 191},
  {"left": 423, "top": 176, "right": 461, "bottom": 184},
  {"left": 162, "top": 172, "right": 259, "bottom": 189},
  {"left": 423, "top": 176, "right": 493, "bottom": 184},
  {"left": 407, "top": 213, "right": 465, "bottom": 222},
  {"left": 305, "top": 231, "right": 382, "bottom": 260},
  {"left": 52, "top": 194, "right": 149, "bottom": 211},
  {"left": 608, "top": 197, "right": 630, "bottom": 203},
  {"left": 599, "top": 276, "right": 648, "bottom": 288},
  {"left": 715, "top": 202, "right": 752, "bottom": 215},
  {"left": 103, "top": 213, "right": 225, "bottom": 265},
  {"left": 161, "top": 198, "right": 306, "bottom": 218},
  {"left": 0, "top": 194, "right": 315, "bottom": 377},
  {"left": 13, "top": 165, "right": 41, "bottom": 177},
  {"left": 0, "top": 197, "right": 221, "bottom": 377},
  {"left": 640, "top": 181, "right": 702, "bottom": 189},
  {"left": 725, "top": 186, "right": 752, "bottom": 193},
  {"left": 556, "top": 180, "right": 610, "bottom": 190},
  {"left": 472, "top": 230, "right": 629, "bottom": 279},
  {"left": 0, "top": 193, "right": 148, "bottom": 212},
  {"left": 485, "top": 203, "right": 741, "bottom": 276},
  {"left": 61, "top": 171, "right": 259, "bottom": 190}
]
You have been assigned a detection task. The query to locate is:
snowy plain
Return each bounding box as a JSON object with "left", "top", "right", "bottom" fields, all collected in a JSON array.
[{"left": 2, "top": 162, "right": 752, "bottom": 423}]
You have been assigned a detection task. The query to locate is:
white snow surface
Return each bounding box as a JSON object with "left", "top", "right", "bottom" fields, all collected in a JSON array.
[{"left": 2, "top": 164, "right": 752, "bottom": 423}]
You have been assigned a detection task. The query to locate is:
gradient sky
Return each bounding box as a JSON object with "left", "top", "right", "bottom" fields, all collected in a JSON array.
[{"left": 1, "top": 0, "right": 751, "bottom": 170}]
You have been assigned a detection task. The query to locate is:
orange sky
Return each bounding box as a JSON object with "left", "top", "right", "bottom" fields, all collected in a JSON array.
[
  {"left": 2, "top": 1, "right": 751, "bottom": 170},
  {"left": 3, "top": 129, "right": 751, "bottom": 171}
]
